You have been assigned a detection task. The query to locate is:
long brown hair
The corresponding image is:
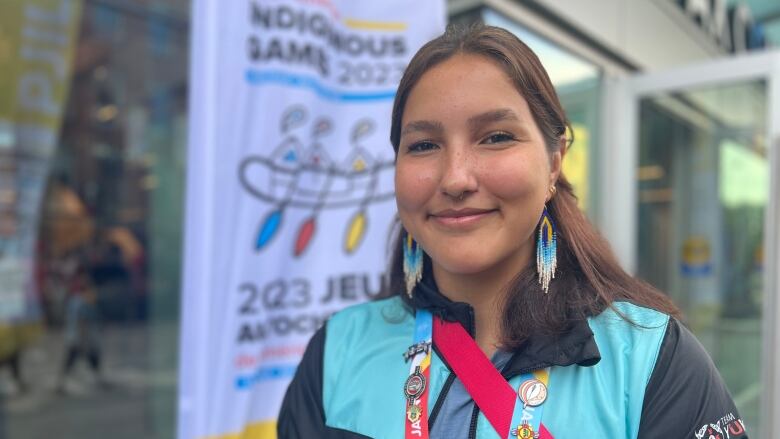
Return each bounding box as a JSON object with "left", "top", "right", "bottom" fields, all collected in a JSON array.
[{"left": 385, "top": 24, "right": 681, "bottom": 348}]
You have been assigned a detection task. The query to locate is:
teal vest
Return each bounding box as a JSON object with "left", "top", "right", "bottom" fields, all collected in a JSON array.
[{"left": 323, "top": 296, "right": 668, "bottom": 439}]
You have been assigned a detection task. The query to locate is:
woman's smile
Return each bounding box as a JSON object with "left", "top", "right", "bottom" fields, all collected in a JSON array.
[{"left": 428, "top": 207, "right": 498, "bottom": 230}]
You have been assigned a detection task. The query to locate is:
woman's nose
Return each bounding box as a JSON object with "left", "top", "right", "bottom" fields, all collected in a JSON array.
[{"left": 439, "top": 148, "right": 478, "bottom": 200}]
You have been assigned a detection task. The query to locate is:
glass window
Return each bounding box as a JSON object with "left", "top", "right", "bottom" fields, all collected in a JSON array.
[
  {"left": 637, "top": 80, "right": 767, "bottom": 436},
  {"left": 731, "top": 0, "right": 780, "bottom": 46},
  {"left": 0, "top": 1, "right": 189, "bottom": 437}
]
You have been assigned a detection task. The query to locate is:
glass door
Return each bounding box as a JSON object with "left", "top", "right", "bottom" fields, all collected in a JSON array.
[{"left": 604, "top": 50, "right": 780, "bottom": 437}]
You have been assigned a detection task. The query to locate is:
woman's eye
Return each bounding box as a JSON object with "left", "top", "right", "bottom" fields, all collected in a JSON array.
[
  {"left": 483, "top": 132, "right": 515, "bottom": 144},
  {"left": 407, "top": 141, "right": 438, "bottom": 153}
]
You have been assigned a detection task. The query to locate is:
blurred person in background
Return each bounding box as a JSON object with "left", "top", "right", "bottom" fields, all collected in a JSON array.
[
  {"left": 56, "top": 257, "right": 105, "bottom": 393},
  {"left": 91, "top": 242, "right": 131, "bottom": 323}
]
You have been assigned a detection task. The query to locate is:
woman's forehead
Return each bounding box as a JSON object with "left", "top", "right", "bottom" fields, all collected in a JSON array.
[
  {"left": 402, "top": 56, "right": 532, "bottom": 125},
  {"left": 417, "top": 53, "right": 511, "bottom": 86}
]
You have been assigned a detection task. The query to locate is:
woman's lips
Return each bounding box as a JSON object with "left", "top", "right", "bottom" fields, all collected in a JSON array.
[{"left": 429, "top": 208, "right": 497, "bottom": 228}]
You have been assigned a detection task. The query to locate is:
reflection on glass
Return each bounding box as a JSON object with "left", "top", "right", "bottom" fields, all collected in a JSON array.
[
  {"left": 482, "top": 8, "right": 600, "bottom": 215},
  {"left": 482, "top": 9, "right": 599, "bottom": 86},
  {"left": 637, "top": 80, "right": 767, "bottom": 436},
  {"left": 0, "top": 1, "right": 188, "bottom": 438}
]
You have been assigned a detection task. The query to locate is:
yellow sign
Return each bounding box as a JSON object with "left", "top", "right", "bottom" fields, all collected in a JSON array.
[
  {"left": 206, "top": 420, "right": 276, "bottom": 439},
  {"left": 0, "top": 0, "right": 82, "bottom": 321},
  {"left": 562, "top": 123, "right": 589, "bottom": 211},
  {"left": 682, "top": 236, "right": 711, "bottom": 265},
  {"left": 755, "top": 244, "right": 763, "bottom": 269},
  {"left": 681, "top": 235, "right": 712, "bottom": 276},
  {"left": 0, "top": 0, "right": 82, "bottom": 147}
]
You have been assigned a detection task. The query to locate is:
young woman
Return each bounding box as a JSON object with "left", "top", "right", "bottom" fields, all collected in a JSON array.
[{"left": 278, "top": 24, "right": 747, "bottom": 439}]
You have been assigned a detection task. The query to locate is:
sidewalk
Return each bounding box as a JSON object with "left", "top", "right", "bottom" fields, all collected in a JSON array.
[{"left": 1, "top": 321, "right": 177, "bottom": 439}]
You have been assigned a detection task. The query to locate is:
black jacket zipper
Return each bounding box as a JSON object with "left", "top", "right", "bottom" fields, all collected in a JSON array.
[
  {"left": 428, "top": 372, "right": 456, "bottom": 429},
  {"left": 468, "top": 403, "right": 480, "bottom": 438}
]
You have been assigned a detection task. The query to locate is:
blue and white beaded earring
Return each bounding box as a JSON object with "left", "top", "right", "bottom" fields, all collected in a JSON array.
[
  {"left": 536, "top": 201, "right": 558, "bottom": 294},
  {"left": 403, "top": 232, "right": 423, "bottom": 299}
]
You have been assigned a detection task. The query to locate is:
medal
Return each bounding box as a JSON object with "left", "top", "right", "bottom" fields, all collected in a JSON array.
[
  {"left": 406, "top": 402, "right": 422, "bottom": 423},
  {"left": 404, "top": 366, "right": 426, "bottom": 401},
  {"left": 511, "top": 421, "right": 536, "bottom": 438},
  {"left": 518, "top": 378, "right": 547, "bottom": 407}
]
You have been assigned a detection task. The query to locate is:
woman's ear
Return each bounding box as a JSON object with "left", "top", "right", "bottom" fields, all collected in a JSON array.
[{"left": 549, "top": 135, "right": 566, "bottom": 186}]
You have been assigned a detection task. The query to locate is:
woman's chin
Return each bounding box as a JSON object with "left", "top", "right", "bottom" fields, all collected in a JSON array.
[{"left": 433, "top": 258, "right": 494, "bottom": 277}]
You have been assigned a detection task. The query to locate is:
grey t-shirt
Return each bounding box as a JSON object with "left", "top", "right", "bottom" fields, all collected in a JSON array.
[{"left": 430, "top": 350, "right": 513, "bottom": 439}]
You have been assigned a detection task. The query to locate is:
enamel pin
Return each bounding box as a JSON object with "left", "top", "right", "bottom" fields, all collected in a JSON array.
[
  {"left": 406, "top": 403, "right": 422, "bottom": 423},
  {"left": 403, "top": 366, "right": 426, "bottom": 402},
  {"left": 517, "top": 378, "right": 548, "bottom": 407},
  {"left": 511, "top": 421, "right": 537, "bottom": 438}
]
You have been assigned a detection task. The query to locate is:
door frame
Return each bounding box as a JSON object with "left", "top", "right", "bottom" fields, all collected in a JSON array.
[{"left": 603, "top": 49, "right": 780, "bottom": 436}]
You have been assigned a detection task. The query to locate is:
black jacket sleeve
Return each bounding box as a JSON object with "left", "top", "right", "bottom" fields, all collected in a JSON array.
[
  {"left": 277, "top": 324, "right": 370, "bottom": 439},
  {"left": 638, "top": 318, "right": 749, "bottom": 438}
]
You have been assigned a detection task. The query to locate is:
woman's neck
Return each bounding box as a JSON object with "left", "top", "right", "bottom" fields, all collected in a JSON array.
[{"left": 432, "top": 260, "right": 522, "bottom": 358}]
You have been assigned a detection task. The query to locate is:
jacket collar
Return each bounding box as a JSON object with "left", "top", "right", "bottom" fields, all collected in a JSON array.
[{"left": 412, "top": 269, "right": 601, "bottom": 378}]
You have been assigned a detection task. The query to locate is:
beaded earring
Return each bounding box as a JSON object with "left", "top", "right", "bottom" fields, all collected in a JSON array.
[
  {"left": 536, "top": 205, "right": 558, "bottom": 294},
  {"left": 403, "top": 232, "right": 423, "bottom": 299}
]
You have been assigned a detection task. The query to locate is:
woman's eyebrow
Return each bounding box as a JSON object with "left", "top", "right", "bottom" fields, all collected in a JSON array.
[
  {"left": 467, "top": 108, "right": 520, "bottom": 130},
  {"left": 401, "top": 109, "right": 520, "bottom": 137},
  {"left": 401, "top": 120, "right": 444, "bottom": 137}
]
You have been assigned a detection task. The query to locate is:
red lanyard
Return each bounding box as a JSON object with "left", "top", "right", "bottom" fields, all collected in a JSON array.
[
  {"left": 404, "top": 312, "right": 554, "bottom": 439},
  {"left": 404, "top": 310, "right": 432, "bottom": 438}
]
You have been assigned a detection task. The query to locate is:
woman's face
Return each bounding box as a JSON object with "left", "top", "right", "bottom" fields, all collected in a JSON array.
[{"left": 395, "top": 54, "right": 561, "bottom": 279}]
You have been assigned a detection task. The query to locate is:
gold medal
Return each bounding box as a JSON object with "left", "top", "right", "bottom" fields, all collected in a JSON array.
[
  {"left": 512, "top": 422, "right": 535, "bottom": 438},
  {"left": 406, "top": 403, "right": 422, "bottom": 423}
]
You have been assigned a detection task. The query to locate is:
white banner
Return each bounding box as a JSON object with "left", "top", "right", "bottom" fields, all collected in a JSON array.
[{"left": 179, "top": 1, "right": 445, "bottom": 438}]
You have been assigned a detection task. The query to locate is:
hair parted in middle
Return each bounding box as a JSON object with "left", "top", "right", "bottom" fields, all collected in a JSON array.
[{"left": 383, "top": 23, "right": 681, "bottom": 348}]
